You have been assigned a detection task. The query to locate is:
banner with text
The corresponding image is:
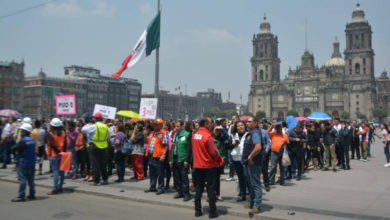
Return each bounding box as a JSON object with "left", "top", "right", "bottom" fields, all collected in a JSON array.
[
  {"left": 93, "top": 104, "right": 117, "bottom": 120},
  {"left": 139, "top": 98, "right": 158, "bottom": 119},
  {"left": 56, "top": 95, "right": 76, "bottom": 115}
]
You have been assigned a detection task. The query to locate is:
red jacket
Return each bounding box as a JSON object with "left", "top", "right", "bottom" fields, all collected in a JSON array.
[{"left": 191, "top": 127, "right": 223, "bottom": 169}]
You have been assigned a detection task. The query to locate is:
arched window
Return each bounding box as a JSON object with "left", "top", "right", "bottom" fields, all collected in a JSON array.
[
  {"left": 260, "top": 70, "right": 264, "bottom": 80},
  {"left": 355, "top": 63, "right": 360, "bottom": 74}
]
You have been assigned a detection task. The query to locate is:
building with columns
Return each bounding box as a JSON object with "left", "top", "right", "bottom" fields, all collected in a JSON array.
[{"left": 248, "top": 4, "right": 383, "bottom": 120}]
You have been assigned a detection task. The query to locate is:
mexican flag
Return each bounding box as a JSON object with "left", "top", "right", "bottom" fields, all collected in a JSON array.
[{"left": 112, "top": 12, "right": 160, "bottom": 78}]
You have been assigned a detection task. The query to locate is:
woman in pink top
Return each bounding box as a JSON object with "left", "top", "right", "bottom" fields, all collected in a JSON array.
[{"left": 380, "top": 123, "right": 390, "bottom": 167}]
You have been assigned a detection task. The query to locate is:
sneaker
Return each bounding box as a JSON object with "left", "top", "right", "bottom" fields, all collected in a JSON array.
[
  {"left": 363, "top": 159, "right": 368, "bottom": 162},
  {"left": 249, "top": 207, "right": 261, "bottom": 215},
  {"left": 385, "top": 164, "right": 390, "bottom": 168},
  {"left": 225, "top": 177, "right": 234, "bottom": 182},
  {"left": 11, "top": 197, "right": 26, "bottom": 202},
  {"left": 360, "top": 159, "right": 364, "bottom": 161}
]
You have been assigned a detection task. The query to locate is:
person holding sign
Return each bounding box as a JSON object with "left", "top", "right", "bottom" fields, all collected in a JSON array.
[{"left": 47, "top": 118, "right": 66, "bottom": 195}]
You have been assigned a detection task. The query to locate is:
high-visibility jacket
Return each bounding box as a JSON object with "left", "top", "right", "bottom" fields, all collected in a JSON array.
[
  {"left": 145, "top": 129, "right": 167, "bottom": 158},
  {"left": 92, "top": 122, "right": 109, "bottom": 149},
  {"left": 47, "top": 131, "right": 66, "bottom": 158}
]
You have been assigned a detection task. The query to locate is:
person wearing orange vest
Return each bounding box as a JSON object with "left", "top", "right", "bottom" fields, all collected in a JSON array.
[
  {"left": 47, "top": 118, "right": 66, "bottom": 195},
  {"left": 144, "top": 118, "right": 168, "bottom": 195},
  {"left": 191, "top": 117, "right": 224, "bottom": 218}
]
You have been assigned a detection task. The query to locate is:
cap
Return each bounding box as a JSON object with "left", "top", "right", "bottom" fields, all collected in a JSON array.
[
  {"left": 94, "top": 112, "right": 103, "bottom": 119},
  {"left": 153, "top": 118, "right": 164, "bottom": 125},
  {"left": 275, "top": 121, "right": 283, "bottom": 126},
  {"left": 20, "top": 123, "right": 33, "bottom": 133}
]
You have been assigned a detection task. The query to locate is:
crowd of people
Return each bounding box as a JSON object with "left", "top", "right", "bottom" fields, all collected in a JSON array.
[{"left": 1, "top": 113, "right": 389, "bottom": 218}]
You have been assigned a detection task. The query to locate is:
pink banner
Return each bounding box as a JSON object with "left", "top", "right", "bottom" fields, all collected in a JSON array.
[{"left": 55, "top": 95, "right": 76, "bottom": 115}]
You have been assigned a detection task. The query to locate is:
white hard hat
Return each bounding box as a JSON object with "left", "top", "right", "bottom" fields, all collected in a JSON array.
[
  {"left": 22, "top": 117, "right": 32, "bottom": 124},
  {"left": 50, "top": 118, "right": 63, "bottom": 127},
  {"left": 20, "top": 123, "right": 33, "bottom": 133}
]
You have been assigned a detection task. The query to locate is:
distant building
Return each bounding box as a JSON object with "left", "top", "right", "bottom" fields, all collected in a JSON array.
[
  {"left": 142, "top": 88, "right": 237, "bottom": 120},
  {"left": 24, "top": 66, "right": 141, "bottom": 118},
  {"left": 248, "top": 4, "right": 385, "bottom": 120},
  {"left": 0, "top": 60, "right": 25, "bottom": 112}
]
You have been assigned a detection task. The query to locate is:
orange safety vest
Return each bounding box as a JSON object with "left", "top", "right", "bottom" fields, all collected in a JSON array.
[
  {"left": 145, "top": 129, "right": 167, "bottom": 158},
  {"left": 47, "top": 131, "right": 66, "bottom": 158}
]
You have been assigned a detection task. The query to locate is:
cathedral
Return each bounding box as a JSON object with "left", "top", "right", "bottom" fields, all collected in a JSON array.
[{"left": 248, "top": 4, "right": 388, "bottom": 120}]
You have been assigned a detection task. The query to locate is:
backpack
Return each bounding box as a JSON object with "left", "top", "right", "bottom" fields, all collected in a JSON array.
[{"left": 121, "top": 138, "right": 134, "bottom": 155}]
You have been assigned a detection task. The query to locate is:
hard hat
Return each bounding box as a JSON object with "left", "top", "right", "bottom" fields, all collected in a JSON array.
[
  {"left": 153, "top": 118, "right": 164, "bottom": 125},
  {"left": 94, "top": 112, "right": 103, "bottom": 119},
  {"left": 20, "top": 123, "right": 33, "bottom": 133},
  {"left": 22, "top": 117, "right": 32, "bottom": 124},
  {"left": 50, "top": 118, "right": 63, "bottom": 127}
]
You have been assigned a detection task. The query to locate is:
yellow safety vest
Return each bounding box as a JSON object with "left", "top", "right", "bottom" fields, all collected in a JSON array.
[{"left": 92, "top": 122, "right": 109, "bottom": 149}]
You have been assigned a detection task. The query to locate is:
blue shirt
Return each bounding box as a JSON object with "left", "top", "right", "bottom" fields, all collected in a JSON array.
[{"left": 260, "top": 128, "right": 271, "bottom": 152}]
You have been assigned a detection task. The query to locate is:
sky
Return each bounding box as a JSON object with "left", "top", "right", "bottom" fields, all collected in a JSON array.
[{"left": 1, "top": 0, "right": 389, "bottom": 104}]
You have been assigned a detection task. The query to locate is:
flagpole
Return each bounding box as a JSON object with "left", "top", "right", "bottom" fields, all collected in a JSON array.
[{"left": 154, "top": 0, "right": 160, "bottom": 98}]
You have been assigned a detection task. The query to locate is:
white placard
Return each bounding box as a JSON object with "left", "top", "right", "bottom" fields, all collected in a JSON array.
[
  {"left": 56, "top": 95, "right": 76, "bottom": 115},
  {"left": 139, "top": 98, "right": 158, "bottom": 119},
  {"left": 93, "top": 104, "right": 117, "bottom": 120}
]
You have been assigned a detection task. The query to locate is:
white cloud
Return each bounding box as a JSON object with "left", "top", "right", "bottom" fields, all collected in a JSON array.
[
  {"left": 139, "top": 2, "right": 154, "bottom": 16},
  {"left": 40, "top": 0, "right": 115, "bottom": 17},
  {"left": 181, "top": 27, "right": 241, "bottom": 45},
  {"left": 90, "top": 0, "right": 115, "bottom": 16}
]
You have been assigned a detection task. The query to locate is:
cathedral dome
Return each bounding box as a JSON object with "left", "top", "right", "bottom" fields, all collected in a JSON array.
[
  {"left": 352, "top": 3, "right": 365, "bottom": 23},
  {"left": 325, "top": 57, "right": 345, "bottom": 67},
  {"left": 260, "top": 14, "right": 271, "bottom": 34},
  {"left": 325, "top": 38, "right": 345, "bottom": 67}
]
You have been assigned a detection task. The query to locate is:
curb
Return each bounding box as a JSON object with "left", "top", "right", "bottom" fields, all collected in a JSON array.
[{"left": 0, "top": 177, "right": 285, "bottom": 220}]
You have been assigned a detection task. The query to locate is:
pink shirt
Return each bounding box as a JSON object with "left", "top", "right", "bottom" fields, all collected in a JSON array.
[{"left": 381, "top": 129, "right": 390, "bottom": 142}]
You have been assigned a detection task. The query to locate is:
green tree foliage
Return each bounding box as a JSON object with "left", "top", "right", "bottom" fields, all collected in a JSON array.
[
  {"left": 356, "top": 112, "right": 367, "bottom": 120},
  {"left": 340, "top": 111, "right": 350, "bottom": 119},
  {"left": 256, "top": 111, "right": 266, "bottom": 119},
  {"left": 372, "top": 108, "right": 388, "bottom": 121},
  {"left": 286, "top": 109, "right": 299, "bottom": 117}
]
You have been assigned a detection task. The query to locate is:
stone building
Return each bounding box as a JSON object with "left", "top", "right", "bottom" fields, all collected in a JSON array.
[
  {"left": 248, "top": 4, "right": 381, "bottom": 120},
  {"left": 24, "top": 66, "right": 141, "bottom": 118},
  {"left": 0, "top": 61, "right": 25, "bottom": 112}
]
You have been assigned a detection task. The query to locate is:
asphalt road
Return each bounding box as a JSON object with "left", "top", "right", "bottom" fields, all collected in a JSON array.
[{"left": 0, "top": 181, "right": 246, "bottom": 220}]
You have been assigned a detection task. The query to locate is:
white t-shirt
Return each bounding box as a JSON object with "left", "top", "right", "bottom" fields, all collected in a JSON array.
[{"left": 231, "top": 132, "right": 248, "bottom": 161}]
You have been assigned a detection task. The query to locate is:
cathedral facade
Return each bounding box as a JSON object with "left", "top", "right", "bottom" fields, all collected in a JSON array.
[{"left": 248, "top": 4, "right": 382, "bottom": 120}]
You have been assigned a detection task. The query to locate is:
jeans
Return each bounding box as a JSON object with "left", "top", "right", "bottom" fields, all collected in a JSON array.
[
  {"left": 2, "top": 140, "right": 14, "bottom": 168},
  {"left": 172, "top": 159, "right": 190, "bottom": 196},
  {"left": 233, "top": 161, "right": 246, "bottom": 198},
  {"left": 384, "top": 142, "right": 390, "bottom": 163},
  {"left": 289, "top": 147, "right": 304, "bottom": 177},
  {"left": 367, "top": 141, "right": 371, "bottom": 157},
  {"left": 50, "top": 156, "right": 64, "bottom": 190},
  {"left": 341, "top": 144, "right": 350, "bottom": 167},
  {"left": 67, "top": 147, "right": 78, "bottom": 176},
  {"left": 245, "top": 164, "right": 262, "bottom": 209},
  {"left": 194, "top": 168, "right": 217, "bottom": 215},
  {"left": 324, "top": 144, "right": 337, "bottom": 169},
  {"left": 114, "top": 152, "right": 125, "bottom": 181},
  {"left": 269, "top": 150, "right": 284, "bottom": 184},
  {"left": 148, "top": 157, "right": 165, "bottom": 191},
  {"left": 17, "top": 162, "right": 35, "bottom": 199},
  {"left": 91, "top": 146, "right": 108, "bottom": 183}
]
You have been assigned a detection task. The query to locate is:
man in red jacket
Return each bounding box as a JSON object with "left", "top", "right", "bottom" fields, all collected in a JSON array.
[{"left": 192, "top": 117, "right": 223, "bottom": 218}]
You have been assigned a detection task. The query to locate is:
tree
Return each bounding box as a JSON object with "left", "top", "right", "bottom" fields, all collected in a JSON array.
[
  {"left": 372, "top": 108, "right": 388, "bottom": 121},
  {"left": 340, "top": 111, "right": 350, "bottom": 120},
  {"left": 256, "top": 111, "right": 266, "bottom": 119},
  {"left": 356, "top": 112, "right": 367, "bottom": 120},
  {"left": 203, "top": 110, "right": 216, "bottom": 118},
  {"left": 286, "top": 109, "right": 299, "bottom": 117}
]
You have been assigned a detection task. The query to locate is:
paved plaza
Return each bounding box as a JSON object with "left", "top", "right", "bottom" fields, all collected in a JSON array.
[{"left": 1, "top": 135, "right": 390, "bottom": 220}]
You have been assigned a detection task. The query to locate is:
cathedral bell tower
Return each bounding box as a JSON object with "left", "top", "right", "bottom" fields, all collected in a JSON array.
[
  {"left": 250, "top": 15, "right": 281, "bottom": 83},
  {"left": 344, "top": 3, "right": 374, "bottom": 78}
]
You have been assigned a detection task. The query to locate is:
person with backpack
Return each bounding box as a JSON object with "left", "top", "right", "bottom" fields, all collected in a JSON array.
[{"left": 47, "top": 118, "right": 66, "bottom": 195}]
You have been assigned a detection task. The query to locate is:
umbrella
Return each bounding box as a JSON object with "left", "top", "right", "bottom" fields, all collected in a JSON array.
[
  {"left": 295, "top": 116, "right": 310, "bottom": 121},
  {"left": 116, "top": 110, "right": 143, "bottom": 120},
  {"left": 286, "top": 115, "right": 297, "bottom": 131},
  {"left": 240, "top": 115, "right": 251, "bottom": 121},
  {"left": 0, "top": 109, "right": 21, "bottom": 118},
  {"left": 308, "top": 112, "right": 331, "bottom": 121}
]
